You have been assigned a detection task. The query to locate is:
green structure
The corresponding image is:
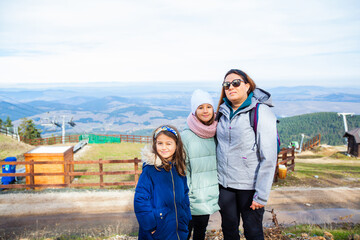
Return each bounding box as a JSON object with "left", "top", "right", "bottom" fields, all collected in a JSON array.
[{"left": 79, "top": 134, "right": 121, "bottom": 144}]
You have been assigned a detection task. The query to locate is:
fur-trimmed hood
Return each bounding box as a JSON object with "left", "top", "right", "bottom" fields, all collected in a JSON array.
[{"left": 140, "top": 145, "right": 163, "bottom": 167}]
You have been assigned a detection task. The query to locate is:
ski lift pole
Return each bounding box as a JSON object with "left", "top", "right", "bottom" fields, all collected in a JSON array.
[{"left": 62, "top": 115, "right": 66, "bottom": 144}]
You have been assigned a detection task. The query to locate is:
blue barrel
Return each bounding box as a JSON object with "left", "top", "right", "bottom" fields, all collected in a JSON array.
[{"left": 1, "top": 157, "right": 17, "bottom": 184}]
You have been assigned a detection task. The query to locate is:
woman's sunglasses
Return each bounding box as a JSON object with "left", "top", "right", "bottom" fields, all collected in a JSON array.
[{"left": 222, "top": 79, "right": 246, "bottom": 90}]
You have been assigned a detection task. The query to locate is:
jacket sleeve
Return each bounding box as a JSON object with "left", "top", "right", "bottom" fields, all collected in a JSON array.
[
  {"left": 253, "top": 105, "right": 278, "bottom": 205},
  {"left": 181, "top": 132, "right": 192, "bottom": 193},
  {"left": 134, "top": 167, "right": 157, "bottom": 231}
]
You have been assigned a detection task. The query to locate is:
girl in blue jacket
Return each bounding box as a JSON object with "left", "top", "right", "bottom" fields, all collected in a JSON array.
[{"left": 134, "top": 125, "right": 192, "bottom": 240}]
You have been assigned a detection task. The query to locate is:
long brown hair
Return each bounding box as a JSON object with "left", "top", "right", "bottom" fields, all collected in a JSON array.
[
  {"left": 216, "top": 69, "right": 256, "bottom": 113},
  {"left": 152, "top": 125, "right": 187, "bottom": 176}
]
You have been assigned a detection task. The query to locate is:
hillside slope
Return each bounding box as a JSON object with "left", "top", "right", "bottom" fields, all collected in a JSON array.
[
  {"left": 278, "top": 112, "right": 360, "bottom": 147},
  {"left": 0, "top": 134, "right": 34, "bottom": 161}
]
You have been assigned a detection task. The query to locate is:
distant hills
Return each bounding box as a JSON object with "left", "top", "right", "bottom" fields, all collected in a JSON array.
[
  {"left": 0, "top": 83, "right": 359, "bottom": 140},
  {"left": 278, "top": 112, "right": 360, "bottom": 147}
]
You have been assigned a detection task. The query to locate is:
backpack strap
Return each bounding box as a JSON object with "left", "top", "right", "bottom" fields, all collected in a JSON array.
[
  {"left": 250, "top": 103, "right": 282, "bottom": 153},
  {"left": 215, "top": 111, "right": 223, "bottom": 122},
  {"left": 250, "top": 103, "right": 260, "bottom": 134}
]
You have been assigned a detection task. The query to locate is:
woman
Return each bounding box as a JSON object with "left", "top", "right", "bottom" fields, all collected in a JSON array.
[
  {"left": 216, "top": 69, "right": 278, "bottom": 240},
  {"left": 181, "top": 89, "right": 219, "bottom": 240}
]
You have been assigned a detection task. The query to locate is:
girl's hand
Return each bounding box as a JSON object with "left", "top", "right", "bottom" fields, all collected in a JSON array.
[
  {"left": 250, "top": 200, "right": 264, "bottom": 210},
  {"left": 151, "top": 230, "right": 156, "bottom": 234}
]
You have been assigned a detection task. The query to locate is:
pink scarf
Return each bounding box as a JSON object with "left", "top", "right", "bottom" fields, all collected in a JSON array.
[{"left": 186, "top": 113, "right": 218, "bottom": 139}]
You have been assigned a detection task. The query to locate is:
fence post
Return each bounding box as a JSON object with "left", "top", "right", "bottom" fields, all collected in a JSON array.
[
  {"left": 134, "top": 158, "right": 139, "bottom": 186},
  {"left": 30, "top": 160, "right": 35, "bottom": 190},
  {"left": 282, "top": 149, "right": 287, "bottom": 168},
  {"left": 291, "top": 147, "right": 295, "bottom": 171},
  {"left": 99, "top": 159, "right": 104, "bottom": 189}
]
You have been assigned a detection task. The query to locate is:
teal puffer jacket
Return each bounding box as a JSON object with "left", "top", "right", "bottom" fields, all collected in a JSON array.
[{"left": 181, "top": 127, "right": 220, "bottom": 216}]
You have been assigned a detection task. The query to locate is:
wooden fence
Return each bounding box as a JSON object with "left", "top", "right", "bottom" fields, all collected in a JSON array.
[
  {"left": 20, "top": 135, "right": 81, "bottom": 145},
  {"left": 0, "top": 126, "right": 16, "bottom": 139},
  {"left": 21, "top": 134, "right": 151, "bottom": 146},
  {"left": 274, "top": 147, "right": 295, "bottom": 182},
  {"left": 302, "top": 134, "right": 321, "bottom": 151},
  {"left": 0, "top": 158, "right": 142, "bottom": 189},
  {"left": 119, "top": 134, "right": 151, "bottom": 144},
  {"left": 1, "top": 148, "right": 296, "bottom": 189}
]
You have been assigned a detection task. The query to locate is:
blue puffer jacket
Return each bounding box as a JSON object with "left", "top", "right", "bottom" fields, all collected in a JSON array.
[{"left": 134, "top": 146, "right": 191, "bottom": 240}]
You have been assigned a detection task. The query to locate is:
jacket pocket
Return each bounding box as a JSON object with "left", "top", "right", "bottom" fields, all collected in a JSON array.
[
  {"left": 152, "top": 207, "right": 171, "bottom": 239},
  {"left": 242, "top": 152, "right": 260, "bottom": 181}
]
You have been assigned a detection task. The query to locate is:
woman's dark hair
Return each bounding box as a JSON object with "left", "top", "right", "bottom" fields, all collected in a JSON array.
[
  {"left": 152, "top": 125, "right": 187, "bottom": 176},
  {"left": 216, "top": 69, "right": 256, "bottom": 113}
]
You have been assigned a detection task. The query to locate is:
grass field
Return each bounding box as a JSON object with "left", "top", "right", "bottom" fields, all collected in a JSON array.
[
  {"left": 1, "top": 133, "right": 359, "bottom": 189},
  {"left": 275, "top": 146, "right": 360, "bottom": 188},
  {"left": 73, "top": 142, "right": 146, "bottom": 188},
  {"left": 72, "top": 142, "right": 360, "bottom": 189}
]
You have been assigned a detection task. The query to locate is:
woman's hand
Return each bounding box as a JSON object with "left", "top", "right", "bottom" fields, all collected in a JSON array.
[{"left": 250, "top": 200, "right": 264, "bottom": 210}]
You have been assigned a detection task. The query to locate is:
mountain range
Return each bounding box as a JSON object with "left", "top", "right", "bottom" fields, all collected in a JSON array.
[{"left": 0, "top": 82, "right": 359, "bottom": 137}]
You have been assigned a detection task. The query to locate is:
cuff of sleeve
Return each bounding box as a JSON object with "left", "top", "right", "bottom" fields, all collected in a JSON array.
[{"left": 253, "top": 193, "right": 268, "bottom": 206}]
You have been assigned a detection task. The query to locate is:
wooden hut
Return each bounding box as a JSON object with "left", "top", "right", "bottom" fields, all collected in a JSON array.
[
  {"left": 24, "top": 146, "right": 74, "bottom": 188},
  {"left": 343, "top": 128, "right": 360, "bottom": 157}
]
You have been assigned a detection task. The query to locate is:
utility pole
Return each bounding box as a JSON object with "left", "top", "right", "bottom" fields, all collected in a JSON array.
[
  {"left": 337, "top": 113, "right": 354, "bottom": 133},
  {"left": 62, "top": 115, "right": 66, "bottom": 144}
]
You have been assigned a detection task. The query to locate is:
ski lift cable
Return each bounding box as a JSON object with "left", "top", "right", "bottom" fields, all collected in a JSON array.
[
  {"left": 0, "top": 101, "right": 41, "bottom": 119},
  {"left": 0, "top": 94, "right": 44, "bottom": 115}
]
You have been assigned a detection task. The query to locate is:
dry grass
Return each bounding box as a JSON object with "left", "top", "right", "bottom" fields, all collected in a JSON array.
[
  {"left": 0, "top": 134, "right": 34, "bottom": 161},
  {"left": 73, "top": 142, "right": 145, "bottom": 188}
]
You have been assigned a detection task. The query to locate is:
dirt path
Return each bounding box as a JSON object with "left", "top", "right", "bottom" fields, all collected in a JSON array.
[{"left": 1, "top": 187, "right": 359, "bottom": 239}]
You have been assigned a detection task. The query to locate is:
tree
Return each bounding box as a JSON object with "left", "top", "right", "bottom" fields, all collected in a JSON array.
[
  {"left": 18, "top": 118, "right": 42, "bottom": 139},
  {"left": 0, "top": 118, "right": 3, "bottom": 128},
  {"left": 4, "top": 116, "right": 13, "bottom": 128}
]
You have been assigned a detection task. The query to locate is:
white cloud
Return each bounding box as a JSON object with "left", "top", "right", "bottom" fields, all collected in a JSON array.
[{"left": 0, "top": 0, "right": 359, "bottom": 87}]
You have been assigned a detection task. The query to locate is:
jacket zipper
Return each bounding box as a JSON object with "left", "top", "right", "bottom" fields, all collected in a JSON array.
[
  {"left": 227, "top": 120, "right": 232, "bottom": 187},
  {"left": 170, "top": 165, "right": 180, "bottom": 240}
]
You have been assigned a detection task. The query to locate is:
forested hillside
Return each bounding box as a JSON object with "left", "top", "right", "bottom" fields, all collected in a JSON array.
[{"left": 277, "top": 112, "right": 360, "bottom": 147}]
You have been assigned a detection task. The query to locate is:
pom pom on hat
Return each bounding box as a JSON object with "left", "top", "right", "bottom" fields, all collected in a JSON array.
[{"left": 191, "top": 89, "right": 214, "bottom": 115}]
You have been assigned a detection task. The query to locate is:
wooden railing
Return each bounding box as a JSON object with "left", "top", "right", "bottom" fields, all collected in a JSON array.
[
  {"left": 21, "top": 134, "right": 151, "bottom": 146},
  {"left": 0, "top": 126, "right": 17, "bottom": 139},
  {"left": 302, "top": 134, "right": 321, "bottom": 151},
  {"left": 274, "top": 147, "right": 295, "bottom": 182},
  {"left": 0, "top": 158, "right": 142, "bottom": 189},
  {"left": 119, "top": 134, "right": 151, "bottom": 144},
  {"left": 21, "top": 135, "right": 81, "bottom": 145}
]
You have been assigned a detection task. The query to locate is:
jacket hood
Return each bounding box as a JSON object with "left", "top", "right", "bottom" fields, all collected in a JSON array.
[
  {"left": 253, "top": 88, "right": 273, "bottom": 107},
  {"left": 141, "top": 145, "right": 163, "bottom": 167},
  {"left": 219, "top": 87, "right": 273, "bottom": 116}
]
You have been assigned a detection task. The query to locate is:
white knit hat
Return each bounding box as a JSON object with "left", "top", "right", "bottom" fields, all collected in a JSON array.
[{"left": 191, "top": 89, "right": 214, "bottom": 115}]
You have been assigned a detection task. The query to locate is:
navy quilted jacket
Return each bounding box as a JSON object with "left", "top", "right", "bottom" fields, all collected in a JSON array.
[{"left": 134, "top": 146, "right": 191, "bottom": 240}]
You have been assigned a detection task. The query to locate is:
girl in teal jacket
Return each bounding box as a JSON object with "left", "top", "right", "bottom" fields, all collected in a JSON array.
[{"left": 181, "top": 89, "right": 220, "bottom": 240}]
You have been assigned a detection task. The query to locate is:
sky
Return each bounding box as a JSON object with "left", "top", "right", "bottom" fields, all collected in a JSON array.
[{"left": 0, "top": 0, "right": 360, "bottom": 88}]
